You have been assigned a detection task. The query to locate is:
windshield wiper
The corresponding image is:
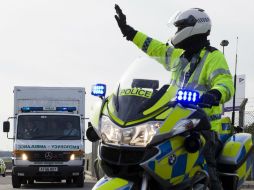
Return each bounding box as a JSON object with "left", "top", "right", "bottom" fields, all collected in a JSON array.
[
  {"left": 55, "top": 136, "right": 81, "bottom": 140},
  {"left": 18, "top": 135, "right": 80, "bottom": 140},
  {"left": 26, "top": 135, "right": 59, "bottom": 140}
]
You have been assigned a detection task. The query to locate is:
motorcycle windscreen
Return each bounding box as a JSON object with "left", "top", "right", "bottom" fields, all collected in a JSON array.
[{"left": 110, "top": 57, "right": 175, "bottom": 122}]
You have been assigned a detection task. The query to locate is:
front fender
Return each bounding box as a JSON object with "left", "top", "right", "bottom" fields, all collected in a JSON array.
[{"left": 92, "top": 177, "right": 134, "bottom": 190}]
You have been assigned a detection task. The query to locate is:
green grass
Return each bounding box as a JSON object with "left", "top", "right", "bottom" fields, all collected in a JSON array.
[{"left": 0, "top": 157, "right": 12, "bottom": 163}]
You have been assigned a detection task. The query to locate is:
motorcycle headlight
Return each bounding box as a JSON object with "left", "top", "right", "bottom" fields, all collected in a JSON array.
[{"left": 100, "top": 116, "right": 162, "bottom": 147}]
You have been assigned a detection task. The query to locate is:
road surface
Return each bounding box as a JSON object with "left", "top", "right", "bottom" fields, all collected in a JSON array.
[
  {"left": 1, "top": 175, "right": 254, "bottom": 189},
  {"left": 0, "top": 175, "right": 96, "bottom": 190}
]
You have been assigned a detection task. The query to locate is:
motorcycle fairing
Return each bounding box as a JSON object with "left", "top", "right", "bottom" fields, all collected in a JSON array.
[
  {"left": 159, "top": 104, "right": 194, "bottom": 134},
  {"left": 142, "top": 85, "right": 178, "bottom": 116},
  {"left": 218, "top": 133, "right": 254, "bottom": 188},
  {"left": 104, "top": 98, "right": 194, "bottom": 132},
  {"left": 104, "top": 95, "right": 168, "bottom": 127},
  {"left": 218, "top": 133, "right": 253, "bottom": 166},
  {"left": 106, "top": 86, "right": 179, "bottom": 125},
  {"left": 236, "top": 154, "right": 252, "bottom": 188},
  {"left": 140, "top": 136, "right": 207, "bottom": 188},
  {"left": 92, "top": 177, "right": 134, "bottom": 190}
]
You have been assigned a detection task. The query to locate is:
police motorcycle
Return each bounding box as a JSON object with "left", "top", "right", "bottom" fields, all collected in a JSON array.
[{"left": 87, "top": 57, "right": 254, "bottom": 190}]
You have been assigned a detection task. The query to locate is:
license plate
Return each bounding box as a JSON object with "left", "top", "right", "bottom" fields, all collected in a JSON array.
[{"left": 39, "top": 167, "right": 58, "bottom": 172}]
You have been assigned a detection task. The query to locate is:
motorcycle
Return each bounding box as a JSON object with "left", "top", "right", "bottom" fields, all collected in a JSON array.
[{"left": 87, "top": 57, "right": 254, "bottom": 190}]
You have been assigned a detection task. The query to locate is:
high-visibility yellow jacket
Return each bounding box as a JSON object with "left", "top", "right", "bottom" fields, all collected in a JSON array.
[{"left": 132, "top": 32, "right": 234, "bottom": 132}]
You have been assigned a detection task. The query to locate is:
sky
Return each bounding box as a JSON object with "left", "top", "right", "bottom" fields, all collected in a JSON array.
[{"left": 0, "top": 0, "right": 254, "bottom": 151}]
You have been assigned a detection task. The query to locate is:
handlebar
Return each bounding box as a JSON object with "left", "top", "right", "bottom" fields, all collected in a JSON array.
[{"left": 198, "top": 99, "right": 220, "bottom": 108}]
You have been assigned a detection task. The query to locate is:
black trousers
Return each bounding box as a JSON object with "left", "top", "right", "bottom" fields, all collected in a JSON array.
[{"left": 201, "top": 130, "right": 223, "bottom": 190}]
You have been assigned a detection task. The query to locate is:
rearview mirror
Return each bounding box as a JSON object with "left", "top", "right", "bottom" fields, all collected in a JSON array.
[
  {"left": 3, "top": 121, "right": 10, "bottom": 133},
  {"left": 86, "top": 122, "right": 100, "bottom": 142}
]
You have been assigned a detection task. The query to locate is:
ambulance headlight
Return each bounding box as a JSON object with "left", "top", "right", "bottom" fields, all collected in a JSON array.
[
  {"left": 22, "top": 153, "right": 28, "bottom": 161},
  {"left": 70, "top": 154, "right": 75, "bottom": 161},
  {"left": 100, "top": 116, "right": 162, "bottom": 147}
]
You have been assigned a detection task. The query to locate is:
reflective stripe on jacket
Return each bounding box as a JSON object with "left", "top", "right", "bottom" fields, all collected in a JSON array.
[{"left": 132, "top": 32, "right": 234, "bottom": 132}]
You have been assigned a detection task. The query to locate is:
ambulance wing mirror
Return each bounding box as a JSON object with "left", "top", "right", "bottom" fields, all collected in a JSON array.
[
  {"left": 91, "top": 84, "right": 107, "bottom": 99},
  {"left": 3, "top": 121, "right": 10, "bottom": 133},
  {"left": 3, "top": 120, "right": 14, "bottom": 139}
]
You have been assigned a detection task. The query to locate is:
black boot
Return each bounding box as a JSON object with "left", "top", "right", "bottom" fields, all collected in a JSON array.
[{"left": 207, "top": 166, "right": 223, "bottom": 190}]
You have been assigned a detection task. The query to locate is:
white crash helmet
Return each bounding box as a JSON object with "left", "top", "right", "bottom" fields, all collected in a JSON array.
[{"left": 169, "top": 8, "right": 211, "bottom": 47}]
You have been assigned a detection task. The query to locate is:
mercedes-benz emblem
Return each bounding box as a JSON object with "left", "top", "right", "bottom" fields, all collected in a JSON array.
[{"left": 45, "top": 152, "right": 53, "bottom": 160}]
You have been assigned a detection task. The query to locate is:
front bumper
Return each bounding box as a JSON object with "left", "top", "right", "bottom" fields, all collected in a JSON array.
[{"left": 12, "top": 165, "right": 84, "bottom": 180}]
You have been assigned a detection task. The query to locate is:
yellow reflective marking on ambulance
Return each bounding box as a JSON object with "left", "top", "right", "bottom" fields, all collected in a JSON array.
[
  {"left": 120, "top": 88, "right": 152, "bottom": 99},
  {"left": 96, "top": 178, "right": 128, "bottom": 190}
]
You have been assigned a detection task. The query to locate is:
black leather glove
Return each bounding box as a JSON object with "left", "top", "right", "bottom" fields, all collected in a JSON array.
[
  {"left": 199, "top": 89, "right": 222, "bottom": 108},
  {"left": 114, "top": 4, "right": 137, "bottom": 41}
]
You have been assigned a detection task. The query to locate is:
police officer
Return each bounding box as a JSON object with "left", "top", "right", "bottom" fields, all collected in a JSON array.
[{"left": 115, "top": 5, "right": 234, "bottom": 190}]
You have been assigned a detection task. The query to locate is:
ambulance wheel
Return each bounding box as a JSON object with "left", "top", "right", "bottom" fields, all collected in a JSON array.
[{"left": 12, "top": 174, "right": 21, "bottom": 188}]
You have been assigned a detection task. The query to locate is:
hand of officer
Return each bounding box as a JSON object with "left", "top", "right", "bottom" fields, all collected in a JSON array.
[
  {"left": 114, "top": 4, "right": 137, "bottom": 41},
  {"left": 199, "top": 89, "right": 221, "bottom": 108}
]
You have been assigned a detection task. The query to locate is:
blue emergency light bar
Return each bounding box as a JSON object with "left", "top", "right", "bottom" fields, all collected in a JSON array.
[
  {"left": 21, "top": 107, "right": 43, "bottom": 112},
  {"left": 56, "top": 107, "right": 77, "bottom": 112},
  {"left": 21, "top": 107, "right": 77, "bottom": 112},
  {"left": 91, "top": 84, "right": 106, "bottom": 97},
  {"left": 176, "top": 89, "right": 199, "bottom": 104}
]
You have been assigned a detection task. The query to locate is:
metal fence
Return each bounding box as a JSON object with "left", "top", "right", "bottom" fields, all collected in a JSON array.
[
  {"left": 244, "top": 111, "right": 254, "bottom": 126},
  {"left": 223, "top": 110, "right": 254, "bottom": 127}
]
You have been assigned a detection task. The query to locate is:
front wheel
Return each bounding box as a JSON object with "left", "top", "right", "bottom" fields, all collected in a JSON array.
[
  {"left": 2, "top": 170, "right": 5, "bottom": 177},
  {"left": 75, "top": 173, "right": 84, "bottom": 187},
  {"left": 12, "top": 174, "right": 21, "bottom": 188},
  {"left": 66, "top": 178, "right": 72, "bottom": 184}
]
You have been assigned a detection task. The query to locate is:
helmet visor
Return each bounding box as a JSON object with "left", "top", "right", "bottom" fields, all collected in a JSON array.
[
  {"left": 167, "top": 10, "right": 198, "bottom": 45},
  {"left": 167, "top": 11, "right": 181, "bottom": 44}
]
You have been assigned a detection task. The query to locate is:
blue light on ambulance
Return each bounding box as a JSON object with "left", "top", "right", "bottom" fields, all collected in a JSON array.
[
  {"left": 21, "top": 107, "right": 43, "bottom": 112},
  {"left": 177, "top": 90, "right": 199, "bottom": 104},
  {"left": 56, "top": 107, "right": 77, "bottom": 112},
  {"left": 21, "top": 106, "right": 77, "bottom": 112},
  {"left": 91, "top": 84, "right": 106, "bottom": 97}
]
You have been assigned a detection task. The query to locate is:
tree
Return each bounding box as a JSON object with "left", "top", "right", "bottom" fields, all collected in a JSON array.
[{"left": 244, "top": 123, "right": 254, "bottom": 135}]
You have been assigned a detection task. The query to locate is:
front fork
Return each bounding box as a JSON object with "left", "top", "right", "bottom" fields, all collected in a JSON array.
[{"left": 141, "top": 173, "right": 149, "bottom": 190}]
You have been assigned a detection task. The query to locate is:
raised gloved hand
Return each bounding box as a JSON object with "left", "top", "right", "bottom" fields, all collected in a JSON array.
[
  {"left": 199, "top": 89, "right": 221, "bottom": 108},
  {"left": 114, "top": 4, "right": 137, "bottom": 41}
]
